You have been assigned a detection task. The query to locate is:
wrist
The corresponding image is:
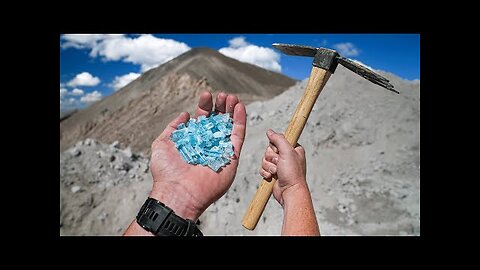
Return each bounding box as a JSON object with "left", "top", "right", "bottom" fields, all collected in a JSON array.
[
  {"left": 281, "top": 181, "right": 310, "bottom": 207},
  {"left": 149, "top": 181, "right": 203, "bottom": 221}
]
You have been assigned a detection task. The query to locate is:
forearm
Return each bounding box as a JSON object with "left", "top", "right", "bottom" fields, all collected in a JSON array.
[
  {"left": 281, "top": 183, "right": 320, "bottom": 236},
  {"left": 123, "top": 182, "right": 203, "bottom": 236}
]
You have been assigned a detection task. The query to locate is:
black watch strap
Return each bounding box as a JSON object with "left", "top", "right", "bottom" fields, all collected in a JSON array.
[{"left": 136, "top": 198, "right": 203, "bottom": 236}]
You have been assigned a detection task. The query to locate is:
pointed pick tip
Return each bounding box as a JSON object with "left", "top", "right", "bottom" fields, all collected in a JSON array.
[
  {"left": 387, "top": 87, "right": 400, "bottom": 94},
  {"left": 272, "top": 43, "right": 283, "bottom": 49}
]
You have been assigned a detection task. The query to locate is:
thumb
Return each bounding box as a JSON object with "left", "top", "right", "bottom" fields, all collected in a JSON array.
[
  {"left": 294, "top": 143, "right": 305, "bottom": 158},
  {"left": 266, "top": 129, "right": 293, "bottom": 154}
]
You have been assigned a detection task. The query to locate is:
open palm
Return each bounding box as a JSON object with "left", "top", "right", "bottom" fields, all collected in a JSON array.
[{"left": 149, "top": 91, "right": 246, "bottom": 220}]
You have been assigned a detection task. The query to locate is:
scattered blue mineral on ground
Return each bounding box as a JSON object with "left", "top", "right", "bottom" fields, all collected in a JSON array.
[{"left": 170, "top": 112, "right": 234, "bottom": 172}]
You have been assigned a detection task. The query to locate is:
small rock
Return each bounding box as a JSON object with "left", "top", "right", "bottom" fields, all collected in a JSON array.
[
  {"left": 110, "top": 141, "right": 120, "bottom": 149},
  {"left": 123, "top": 147, "right": 133, "bottom": 158},
  {"left": 98, "top": 212, "right": 109, "bottom": 221},
  {"left": 84, "top": 138, "right": 95, "bottom": 146},
  {"left": 346, "top": 218, "right": 355, "bottom": 226},
  {"left": 338, "top": 203, "right": 348, "bottom": 213},
  {"left": 119, "top": 162, "right": 133, "bottom": 172},
  {"left": 71, "top": 186, "right": 81, "bottom": 193},
  {"left": 110, "top": 155, "right": 116, "bottom": 162},
  {"left": 96, "top": 150, "right": 105, "bottom": 158},
  {"left": 382, "top": 169, "right": 392, "bottom": 175},
  {"left": 70, "top": 148, "right": 81, "bottom": 157},
  {"left": 235, "top": 198, "right": 240, "bottom": 203}
]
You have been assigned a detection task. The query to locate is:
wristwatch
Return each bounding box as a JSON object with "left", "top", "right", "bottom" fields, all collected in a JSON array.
[{"left": 136, "top": 197, "right": 203, "bottom": 236}]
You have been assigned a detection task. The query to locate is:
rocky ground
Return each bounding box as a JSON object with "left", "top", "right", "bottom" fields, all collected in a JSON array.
[
  {"left": 60, "top": 65, "right": 420, "bottom": 235},
  {"left": 60, "top": 139, "right": 152, "bottom": 235}
]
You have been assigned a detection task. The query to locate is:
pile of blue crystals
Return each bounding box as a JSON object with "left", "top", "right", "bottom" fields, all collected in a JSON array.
[{"left": 169, "top": 112, "right": 234, "bottom": 172}]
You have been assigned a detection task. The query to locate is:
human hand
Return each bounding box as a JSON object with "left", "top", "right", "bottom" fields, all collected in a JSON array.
[
  {"left": 148, "top": 91, "right": 246, "bottom": 221},
  {"left": 259, "top": 129, "right": 308, "bottom": 206}
]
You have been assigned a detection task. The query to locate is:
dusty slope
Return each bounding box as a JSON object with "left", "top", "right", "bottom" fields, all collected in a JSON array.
[
  {"left": 60, "top": 65, "right": 420, "bottom": 235},
  {"left": 200, "top": 65, "right": 420, "bottom": 235},
  {"left": 60, "top": 48, "right": 296, "bottom": 155}
]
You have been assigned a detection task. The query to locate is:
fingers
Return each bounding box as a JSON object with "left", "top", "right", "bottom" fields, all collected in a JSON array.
[
  {"left": 214, "top": 92, "right": 227, "bottom": 113},
  {"left": 264, "top": 146, "right": 279, "bottom": 163},
  {"left": 260, "top": 145, "right": 278, "bottom": 179},
  {"left": 269, "top": 143, "right": 278, "bottom": 154},
  {"left": 262, "top": 157, "right": 277, "bottom": 174},
  {"left": 259, "top": 168, "right": 271, "bottom": 179},
  {"left": 156, "top": 111, "right": 190, "bottom": 142},
  {"left": 231, "top": 102, "right": 246, "bottom": 158},
  {"left": 193, "top": 91, "right": 213, "bottom": 118},
  {"left": 225, "top": 95, "right": 239, "bottom": 114},
  {"left": 195, "top": 91, "right": 239, "bottom": 117},
  {"left": 266, "top": 129, "right": 293, "bottom": 154}
]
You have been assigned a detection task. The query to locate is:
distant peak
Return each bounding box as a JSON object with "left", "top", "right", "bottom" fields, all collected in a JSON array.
[{"left": 187, "top": 47, "right": 220, "bottom": 56}]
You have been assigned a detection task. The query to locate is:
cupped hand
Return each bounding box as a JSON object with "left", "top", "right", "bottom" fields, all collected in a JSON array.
[{"left": 149, "top": 91, "right": 246, "bottom": 220}]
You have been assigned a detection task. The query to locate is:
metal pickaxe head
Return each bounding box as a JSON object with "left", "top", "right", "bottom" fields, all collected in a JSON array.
[{"left": 273, "top": 43, "right": 398, "bottom": 94}]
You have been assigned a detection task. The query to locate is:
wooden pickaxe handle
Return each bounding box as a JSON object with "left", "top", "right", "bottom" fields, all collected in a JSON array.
[{"left": 242, "top": 66, "right": 332, "bottom": 230}]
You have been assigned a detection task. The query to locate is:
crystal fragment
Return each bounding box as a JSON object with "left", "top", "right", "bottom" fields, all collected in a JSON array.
[{"left": 170, "top": 111, "right": 235, "bottom": 172}]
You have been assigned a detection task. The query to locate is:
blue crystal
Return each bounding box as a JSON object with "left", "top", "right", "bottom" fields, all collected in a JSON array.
[
  {"left": 170, "top": 111, "right": 235, "bottom": 172},
  {"left": 204, "top": 122, "right": 214, "bottom": 130},
  {"left": 170, "top": 130, "right": 185, "bottom": 142},
  {"left": 213, "top": 131, "right": 225, "bottom": 139},
  {"left": 177, "top": 123, "right": 186, "bottom": 130}
]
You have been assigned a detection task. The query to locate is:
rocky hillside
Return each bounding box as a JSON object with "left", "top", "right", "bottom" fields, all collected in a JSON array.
[
  {"left": 60, "top": 48, "right": 296, "bottom": 155},
  {"left": 60, "top": 65, "right": 420, "bottom": 235}
]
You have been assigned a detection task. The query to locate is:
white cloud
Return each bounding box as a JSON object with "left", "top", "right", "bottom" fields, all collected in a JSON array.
[
  {"left": 80, "top": 91, "right": 102, "bottom": 104},
  {"left": 61, "top": 34, "right": 191, "bottom": 72},
  {"left": 67, "top": 72, "right": 101, "bottom": 87},
  {"left": 70, "top": 88, "right": 84, "bottom": 96},
  {"left": 61, "top": 34, "right": 123, "bottom": 49},
  {"left": 92, "top": 34, "right": 191, "bottom": 72},
  {"left": 60, "top": 97, "right": 79, "bottom": 110},
  {"left": 60, "top": 88, "right": 68, "bottom": 98},
  {"left": 110, "top": 72, "right": 141, "bottom": 91},
  {"left": 333, "top": 42, "right": 360, "bottom": 57},
  {"left": 229, "top": 36, "right": 248, "bottom": 48},
  {"left": 219, "top": 37, "right": 281, "bottom": 72}
]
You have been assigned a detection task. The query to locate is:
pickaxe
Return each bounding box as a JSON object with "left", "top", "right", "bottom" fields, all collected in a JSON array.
[{"left": 242, "top": 43, "right": 398, "bottom": 230}]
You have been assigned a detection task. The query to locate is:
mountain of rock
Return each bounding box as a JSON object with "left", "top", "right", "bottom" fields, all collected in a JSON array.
[{"left": 60, "top": 48, "right": 296, "bottom": 154}]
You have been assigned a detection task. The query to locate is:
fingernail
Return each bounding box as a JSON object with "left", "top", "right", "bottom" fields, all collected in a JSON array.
[
  {"left": 272, "top": 157, "right": 278, "bottom": 164},
  {"left": 268, "top": 166, "right": 277, "bottom": 174},
  {"left": 267, "top": 129, "right": 274, "bottom": 136}
]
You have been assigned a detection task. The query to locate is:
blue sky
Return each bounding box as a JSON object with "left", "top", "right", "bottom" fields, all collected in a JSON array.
[{"left": 60, "top": 34, "right": 419, "bottom": 111}]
